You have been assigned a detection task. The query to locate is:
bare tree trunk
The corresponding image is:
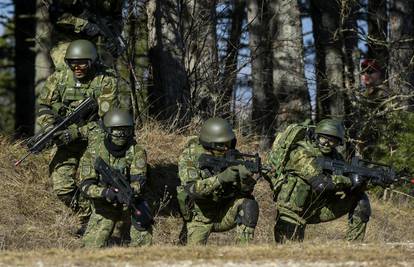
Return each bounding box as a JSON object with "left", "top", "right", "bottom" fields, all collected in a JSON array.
[
  {"left": 185, "top": 0, "right": 219, "bottom": 120},
  {"left": 147, "top": 0, "right": 190, "bottom": 122},
  {"left": 389, "top": 0, "right": 414, "bottom": 108},
  {"left": 222, "top": 0, "right": 246, "bottom": 119},
  {"left": 311, "top": 0, "right": 345, "bottom": 120},
  {"left": 249, "top": 0, "right": 276, "bottom": 149},
  {"left": 270, "top": 0, "right": 310, "bottom": 129},
  {"left": 367, "top": 0, "right": 388, "bottom": 66},
  {"left": 14, "top": 0, "right": 37, "bottom": 137},
  {"left": 122, "top": 0, "right": 149, "bottom": 124},
  {"left": 34, "top": 0, "right": 52, "bottom": 133}
]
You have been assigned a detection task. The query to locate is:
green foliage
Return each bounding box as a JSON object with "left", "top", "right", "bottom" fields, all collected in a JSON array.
[{"left": 369, "top": 111, "right": 414, "bottom": 194}]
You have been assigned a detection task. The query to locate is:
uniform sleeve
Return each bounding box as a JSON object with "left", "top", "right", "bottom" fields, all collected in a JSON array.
[
  {"left": 287, "top": 147, "right": 322, "bottom": 180},
  {"left": 36, "top": 73, "right": 62, "bottom": 129},
  {"left": 287, "top": 147, "right": 351, "bottom": 191},
  {"left": 129, "top": 145, "right": 148, "bottom": 195},
  {"left": 78, "top": 136, "right": 105, "bottom": 199},
  {"left": 178, "top": 146, "right": 222, "bottom": 199},
  {"left": 97, "top": 76, "right": 119, "bottom": 117}
]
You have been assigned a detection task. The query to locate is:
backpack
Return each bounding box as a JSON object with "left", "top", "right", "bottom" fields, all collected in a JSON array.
[{"left": 268, "top": 120, "right": 313, "bottom": 179}]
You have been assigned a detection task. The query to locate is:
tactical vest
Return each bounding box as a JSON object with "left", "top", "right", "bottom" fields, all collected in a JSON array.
[{"left": 52, "top": 70, "right": 104, "bottom": 116}]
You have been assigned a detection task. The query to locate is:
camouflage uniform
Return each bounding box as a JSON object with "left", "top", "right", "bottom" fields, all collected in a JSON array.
[
  {"left": 267, "top": 120, "right": 371, "bottom": 243},
  {"left": 36, "top": 65, "right": 119, "bottom": 223},
  {"left": 178, "top": 137, "right": 259, "bottom": 245},
  {"left": 79, "top": 127, "right": 152, "bottom": 248},
  {"left": 49, "top": 0, "right": 123, "bottom": 69}
]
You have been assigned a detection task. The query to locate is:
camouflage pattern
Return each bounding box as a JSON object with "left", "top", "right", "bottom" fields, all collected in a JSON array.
[
  {"left": 49, "top": 0, "right": 123, "bottom": 69},
  {"left": 178, "top": 137, "right": 257, "bottom": 245},
  {"left": 79, "top": 127, "right": 152, "bottom": 248},
  {"left": 36, "top": 65, "right": 122, "bottom": 223},
  {"left": 268, "top": 138, "right": 370, "bottom": 243}
]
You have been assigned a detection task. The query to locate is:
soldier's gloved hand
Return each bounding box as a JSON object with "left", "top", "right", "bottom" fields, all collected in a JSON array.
[
  {"left": 217, "top": 166, "right": 240, "bottom": 184},
  {"left": 53, "top": 125, "right": 79, "bottom": 145},
  {"left": 350, "top": 173, "right": 365, "bottom": 191},
  {"left": 101, "top": 187, "right": 120, "bottom": 204},
  {"left": 82, "top": 22, "right": 101, "bottom": 37}
]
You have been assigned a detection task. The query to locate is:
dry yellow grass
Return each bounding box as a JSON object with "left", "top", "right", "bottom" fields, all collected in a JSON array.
[
  {"left": 0, "top": 122, "right": 413, "bottom": 251},
  {"left": 0, "top": 243, "right": 413, "bottom": 266}
]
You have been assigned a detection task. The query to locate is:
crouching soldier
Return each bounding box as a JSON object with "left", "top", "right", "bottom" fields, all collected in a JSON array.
[
  {"left": 267, "top": 119, "right": 371, "bottom": 243},
  {"left": 79, "top": 109, "right": 153, "bottom": 248},
  {"left": 177, "top": 118, "right": 259, "bottom": 245}
]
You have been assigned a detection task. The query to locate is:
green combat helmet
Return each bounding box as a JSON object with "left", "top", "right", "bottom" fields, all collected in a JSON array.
[
  {"left": 103, "top": 109, "right": 135, "bottom": 147},
  {"left": 199, "top": 118, "right": 236, "bottom": 150},
  {"left": 65, "top": 39, "right": 98, "bottom": 63},
  {"left": 103, "top": 109, "right": 134, "bottom": 128},
  {"left": 315, "top": 118, "right": 345, "bottom": 144}
]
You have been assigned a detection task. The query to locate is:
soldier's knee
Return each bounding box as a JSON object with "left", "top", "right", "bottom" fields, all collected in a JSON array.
[
  {"left": 352, "top": 194, "right": 371, "bottom": 223},
  {"left": 237, "top": 198, "right": 259, "bottom": 228}
]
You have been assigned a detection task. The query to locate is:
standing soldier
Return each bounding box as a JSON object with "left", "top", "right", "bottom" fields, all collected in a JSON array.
[
  {"left": 36, "top": 39, "right": 120, "bottom": 229},
  {"left": 177, "top": 118, "right": 259, "bottom": 245},
  {"left": 48, "top": 0, "right": 124, "bottom": 69},
  {"left": 79, "top": 109, "right": 153, "bottom": 248},
  {"left": 267, "top": 119, "right": 371, "bottom": 243},
  {"left": 357, "top": 59, "right": 390, "bottom": 158}
]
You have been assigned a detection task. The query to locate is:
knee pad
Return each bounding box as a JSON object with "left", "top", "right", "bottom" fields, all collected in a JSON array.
[
  {"left": 237, "top": 198, "right": 259, "bottom": 228},
  {"left": 351, "top": 193, "right": 371, "bottom": 223}
]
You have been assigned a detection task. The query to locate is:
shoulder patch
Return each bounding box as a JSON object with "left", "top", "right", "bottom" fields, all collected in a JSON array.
[{"left": 81, "top": 165, "right": 92, "bottom": 176}]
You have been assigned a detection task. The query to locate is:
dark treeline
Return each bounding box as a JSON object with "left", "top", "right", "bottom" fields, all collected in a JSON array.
[{"left": 1, "top": 0, "right": 413, "bottom": 155}]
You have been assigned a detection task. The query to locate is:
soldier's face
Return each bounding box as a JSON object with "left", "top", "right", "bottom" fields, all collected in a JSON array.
[
  {"left": 317, "top": 135, "right": 340, "bottom": 154},
  {"left": 67, "top": 59, "right": 90, "bottom": 79},
  {"left": 110, "top": 127, "right": 134, "bottom": 146},
  {"left": 361, "top": 69, "right": 382, "bottom": 87}
]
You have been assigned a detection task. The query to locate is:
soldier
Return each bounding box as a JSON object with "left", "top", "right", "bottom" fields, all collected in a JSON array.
[
  {"left": 357, "top": 59, "right": 390, "bottom": 158},
  {"left": 36, "top": 39, "right": 120, "bottom": 228},
  {"left": 267, "top": 119, "right": 371, "bottom": 243},
  {"left": 360, "top": 59, "right": 389, "bottom": 105},
  {"left": 177, "top": 118, "right": 259, "bottom": 245},
  {"left": 48, "top": 0, "right": 124, "bottom": 69},
  {"left": 79, "top": 109, "right": 152, "bottom": 248}
]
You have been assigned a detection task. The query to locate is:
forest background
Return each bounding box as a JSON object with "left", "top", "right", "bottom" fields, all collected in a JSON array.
[{"left": 2, "top": 0, "right": 414, "bottom": 177}]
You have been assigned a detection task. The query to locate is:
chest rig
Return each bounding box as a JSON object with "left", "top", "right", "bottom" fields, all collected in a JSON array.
[
  {"left": 56, "top": 71, "right": 103, "bottom": 115},
  {"left": 96, "top": 139, "right": 135, "bottom": 185}
]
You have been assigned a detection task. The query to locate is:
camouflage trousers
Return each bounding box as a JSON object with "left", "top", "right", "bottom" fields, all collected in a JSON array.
[
  {"left": 274, "top": 175, "right": 371, "bottom": 243},
  {"left": 83, "top": 201, "right": 152, "bottom": 248},
  {"left": 49, "top": 143, "right": 91, "bottom": 224},
  {"left": 185, "top": 198, "right": 257, "bottom": 245}
]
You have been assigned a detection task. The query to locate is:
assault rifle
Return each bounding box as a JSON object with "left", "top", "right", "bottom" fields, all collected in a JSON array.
[
  {"left": 315, "top": 156, "right": 412, "bottom": 188},
  {"left": 198, "top": 149, "right": 269, "bottom": 177},
  {"left": 94, "top": 156, "right": 153, "bottom": 231},
  {"left": 15, "top": 97, "right": 98, "bottom": 166}
]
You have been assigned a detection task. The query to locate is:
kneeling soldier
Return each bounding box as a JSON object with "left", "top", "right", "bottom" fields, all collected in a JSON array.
[
  {"left": 177, "top": 118, "right": 259, "bottom": 245},
  {"left": 79, "top": 109, "right": 153, "bottom": 248}
]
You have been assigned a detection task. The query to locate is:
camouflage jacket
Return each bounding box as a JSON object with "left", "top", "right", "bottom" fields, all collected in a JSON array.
[
  {"left": 50, "top": 0, "right": 123, "bottom": 42},
  {"left": 178, "top": 137, "right": 252, "bottom": 219},
  {"left": 284, "top": 140, "right": 352, "bottom": 191},
  {"left": 36, "top": 67, "right": 120, "bottom": 140},
  {"left": 79, "top": 127, "right": 147, "bottom": 201}
]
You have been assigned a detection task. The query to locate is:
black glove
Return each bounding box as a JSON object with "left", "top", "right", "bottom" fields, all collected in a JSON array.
[
  {"left": 217, "top": 166, "right": 239, "bottom": 184},
  {"left": 350, "top": 173, "right": 366, "bottom": 191},
  {"left": 53, "top": 125, "right": 79, "bottom": 145},
  {"left": 101, "top": 187, "right": 120, "bottom": 203},
  {"left": 82, "top": 22, "right": 101, "bottom": 37}
]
